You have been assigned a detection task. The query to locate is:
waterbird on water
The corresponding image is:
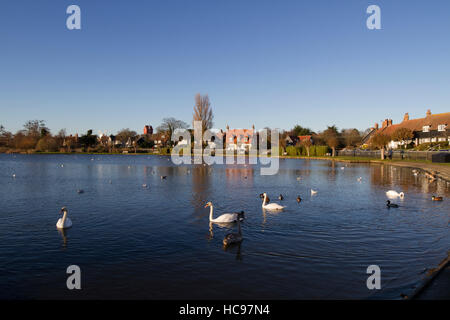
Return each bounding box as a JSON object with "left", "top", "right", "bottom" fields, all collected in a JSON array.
[
  {"left": 161, "top": 176, "right": 167, "bottom": 180},
  {"left": 223, "top": 218, "right": 243, "bottom": 247},
  {"left": 204, "top": 202, "right": 244, "bottom": 223},
  {"left": 311, "top": 189, "right": 318, "bottom": 195},
  {"left": 278, "top": 194, "right": 284, "bottom": 200},
  {"left": 431, "top": 196, "right": 443, "bottom": 201},
  {"left": 296, "top": 196, "right": 302, "bottom": 203},
  {"left": 386, "top": 190, "right": 404, "bottom": 199},
  {"left": 56, "top": 207, "right": 72, "bottom": 229},
  {"left": 386, "top": 200, "right": 399, "bottom": 208},
  {"left": 261, "top": 193, "right": 285, "bottom": 211},
  {"left": 77, "top": 189, "right": 84, "bottom": 194}
]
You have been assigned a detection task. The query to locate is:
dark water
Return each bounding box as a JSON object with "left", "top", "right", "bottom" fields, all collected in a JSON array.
[{"left": 0, "top": 154, "right": 448, "bottom": 299}]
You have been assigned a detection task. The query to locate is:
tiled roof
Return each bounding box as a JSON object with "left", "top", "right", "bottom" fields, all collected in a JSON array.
[{"left": 379, "top": 112, "right": 449, "bottom": 135}]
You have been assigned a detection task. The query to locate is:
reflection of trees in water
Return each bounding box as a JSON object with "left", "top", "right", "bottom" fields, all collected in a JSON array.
[{"left": 191, "top": 165, "right": 211, "bottom": 209}]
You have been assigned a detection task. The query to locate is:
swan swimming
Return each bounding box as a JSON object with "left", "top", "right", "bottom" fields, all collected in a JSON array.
[
  {"left": 56, "top": 207, "right": 72, "bottom": 229},
  {"left": 311, "top": 189, "right": 318, "bottom": 195},
  {"left": 261, "top": 193, "right": 285, "bottom": 211},
  {"left": 223, "top": 218, "right": 243, "bottom": 246},
  {"left": 205, "top": 202, "right": 244, "bottom": 223},
  {"left": 386, "top": 190, "right": 404, "bottom": 199}
]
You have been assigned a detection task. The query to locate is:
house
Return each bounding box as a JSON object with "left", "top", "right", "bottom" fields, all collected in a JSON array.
[
  {"left": 367, "top": 109, "right": 450, "bottom": 149},
  {"left": 225, "top": 125, "right": 255, "bottom": 151},
  {"left": 285, "top": 135, "right": 298, "bottom": 146},
  {"left": 297, "top": 135, "right": 313, "bottom": 145},
  {"left": 144, "top": 125, "right": 153, "bottom": 135}
]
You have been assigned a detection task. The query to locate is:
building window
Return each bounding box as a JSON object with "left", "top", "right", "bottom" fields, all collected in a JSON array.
[
  {"left": 438, "top": 124, "right": 446, "bottom": 132},
  {"left": 422, "top": 126, "right": 430, "bottom": 133}
]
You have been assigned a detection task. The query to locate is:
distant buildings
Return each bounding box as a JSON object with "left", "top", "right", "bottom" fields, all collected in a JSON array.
[
  {"left": 224, "top": 125, "right": 255, "bottom": 151},
  {"left": 144, "top": 125, "right": 153, "bottom": 135},
  {"left": 363, "top": 109, "right": 449, "bottom": 149}
]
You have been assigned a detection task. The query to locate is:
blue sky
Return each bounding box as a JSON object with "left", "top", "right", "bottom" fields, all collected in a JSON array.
[{"left": 1, "top": 0, "right": 449, "bottom": 135}]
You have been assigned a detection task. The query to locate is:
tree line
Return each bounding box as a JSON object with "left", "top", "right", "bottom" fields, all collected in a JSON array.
[{"left": 0, "top": 93, "right": 416, "bottom": 158}]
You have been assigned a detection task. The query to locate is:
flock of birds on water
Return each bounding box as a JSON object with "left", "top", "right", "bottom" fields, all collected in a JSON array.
[{"left": 9, "top": 159, "right": 446, "bottom": 248}]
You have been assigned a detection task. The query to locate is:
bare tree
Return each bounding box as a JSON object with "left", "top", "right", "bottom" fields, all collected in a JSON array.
[
  {"left": 193, "top": 93, "right": 214, "bottom": 133},
  {"left": 116, "top": 128, "right": 137, "bottom": 144},
  {"left": 156, "top": 118, "right": 188, "bottom": 145}
]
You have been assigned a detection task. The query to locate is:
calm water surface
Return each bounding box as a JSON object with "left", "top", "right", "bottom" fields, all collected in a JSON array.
[{"left": 0, "top": 154, "right": 448, "bottom": 299}]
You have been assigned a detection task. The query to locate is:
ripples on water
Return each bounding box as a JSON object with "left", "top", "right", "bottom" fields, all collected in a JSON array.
[{"left": 0, "top": 154, "right": 448, "bottom": 299}]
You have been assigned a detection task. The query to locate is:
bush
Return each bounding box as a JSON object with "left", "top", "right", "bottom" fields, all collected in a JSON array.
[
  {"left": 36, "top": 137, "right": 58, "bottom": 152},
  {"left": 286, "top": 146, "right": 298, "bottom": 156},
  {"left": 310, "top": 145, "right": 329, "bottom": 156}
]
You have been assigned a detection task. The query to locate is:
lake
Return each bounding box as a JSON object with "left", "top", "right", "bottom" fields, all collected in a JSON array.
[{"left": 0, "top": 154, "right": 448, "bottom": 299}]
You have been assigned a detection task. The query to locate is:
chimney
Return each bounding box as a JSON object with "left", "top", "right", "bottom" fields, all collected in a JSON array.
[
  {"left": 388, "top": 119, "right": 393, "bottom": 126},
  {"left": 374, "top": 123, "right": 379, "bottom": 130},
  {"left": 426, "top": 109, "right": 432, "bottom": 117},
  {"left": 382, "top": 119, "right": 388, "bottom": 128},
  {"left": 403, "top": 113, "right": 409, "bottom": 121}
]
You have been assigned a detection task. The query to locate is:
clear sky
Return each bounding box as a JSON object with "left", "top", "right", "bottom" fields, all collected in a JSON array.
[{"left": 1, "top": 0, "right": 449, "bottom": 135}]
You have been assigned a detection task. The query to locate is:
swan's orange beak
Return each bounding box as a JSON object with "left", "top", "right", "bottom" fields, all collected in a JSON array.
[{"left": 204, "top": 203, "right": 209, "bottom": 208}]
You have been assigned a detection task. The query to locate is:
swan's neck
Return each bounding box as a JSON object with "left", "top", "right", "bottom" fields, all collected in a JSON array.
[
  {"left": 209, "top": 205, "right": 214, "bottom": 221},
  {"left": 262, "top": 195, "right": 267, "bottom": 206},
  {"left": 61, "top": 211, "right": 68, "bottom": 225}
]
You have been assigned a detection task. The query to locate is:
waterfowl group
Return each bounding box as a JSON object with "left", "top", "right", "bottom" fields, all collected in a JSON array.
[{"left": 261, "top": 192, "right": 285, "bottom": 211}]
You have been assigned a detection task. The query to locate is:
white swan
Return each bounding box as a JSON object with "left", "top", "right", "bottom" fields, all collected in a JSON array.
[
  {"left": 311, "top": 189, "right": 318, "bottom": 195},
  {"left": 261, "top": 193, "right": 285, "bottom": 211},
  {"left": 56, "top": 207, "right": 72, "bottom": 229},
  {"left": 205, "top": 202, "right": 244, "bottom": 223},
  {"left": 386, "top": 190, "right": 405, "bottom": 199}
]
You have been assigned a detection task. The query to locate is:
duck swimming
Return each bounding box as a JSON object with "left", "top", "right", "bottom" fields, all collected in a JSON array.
[
  {"left": 296, "top": 196, "right": 302, "bottom": 203},
  {"left": 223, "top": 218, "right": 243, "bottom": 246},
  {"left": 278, "top": 194, "right": 284, "bottom": 200},
  {"left": 259, "top": 193, "right": 270, "bottom": 203},
  {"left": 431, "top": 196, "right": 443, "bottom": 201},
  {"left": 386, "top": 200, "right": 399, "bottom": 208}
]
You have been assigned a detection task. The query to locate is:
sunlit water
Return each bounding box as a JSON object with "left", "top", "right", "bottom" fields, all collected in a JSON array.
[{"left": 0, "top": 154, "right": 448, "bottom": 299}]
